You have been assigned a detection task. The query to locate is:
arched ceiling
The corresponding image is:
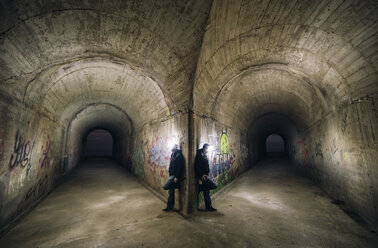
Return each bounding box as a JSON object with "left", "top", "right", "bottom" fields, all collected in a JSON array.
[
  {"left": 0, "top": 0, "right": 213, "bottom": 115},
  {"left": 0, "top": 0, "right": 377, "bottom": 131},
  {"left": 248, "top": 113, "right": 299, "bottom": 144},
  {"left": 212, "top": 65, "right": 326, "bottom": 129},
  {"left": 194, "top": 0, "right": 378, "bottom": 128},
  {"left": 68, "top": 103, "right": 133, "bottom": 143},
  {"left": 23, "top": 57, "right": 169, "bottom": 128}
]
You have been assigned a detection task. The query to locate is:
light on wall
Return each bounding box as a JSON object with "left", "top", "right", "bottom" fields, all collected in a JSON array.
[
  {"left": 208, "top": 145, "right": 215, "bottom": 153},
  {"left": 167, "top": 138, "right": 177, "bottom": 150}
]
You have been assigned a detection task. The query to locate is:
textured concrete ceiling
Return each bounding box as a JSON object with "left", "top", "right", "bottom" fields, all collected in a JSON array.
[
  {"left": 212, "top": 65, "right": 326, "bottom": 129},
  {"left": 0, "top": 0, "right": 213, "bottom": 126},
  {"left": 194, "top": 0, "right": 378, "bottom": 129},
  {"left": 69, "top": 103, "right": 133, "bottom": 142},
  {"left": 24, "top": 58, "right": 169, "bottom": 128},
  {"left": 0, "top": 0, "right": 377, "bottom": 131}
]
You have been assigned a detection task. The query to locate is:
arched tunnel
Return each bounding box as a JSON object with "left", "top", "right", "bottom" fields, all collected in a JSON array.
[{"left": 0, "top": 0, "right": 377, "bottom": 247}]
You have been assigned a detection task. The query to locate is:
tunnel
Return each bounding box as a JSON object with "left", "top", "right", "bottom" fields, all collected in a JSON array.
[
  {"left": 265, "top": 134, "right": 285, "bottom": 154},
  {"left": 0, "top": 0, "right": 377, "bottom": 247},
  {"left": 84, "top": 129, "right": 113, "bottom": 157}
]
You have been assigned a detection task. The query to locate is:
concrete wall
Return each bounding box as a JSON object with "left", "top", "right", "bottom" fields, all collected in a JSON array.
[
  {"left": 0, "top": 0, "right": 213, "bottom": 233},
  {"left": 130, "top": 112, "right": 191, "bottom": 212},
  {"left": 0, "top": 94, "right": 64, "bottom": 233},
  {"left": 0, "top": 0, "right": 377, "bottom": 234},
  {"left": 64, "top": 103, "right": 134, "bottom": 174},
  {"left": 290, "top": 95, "right": 378, "bottom": 228},
  {"left": 193, "top": 0, "right": 378, "bottom": 229},
  {"left": 194, "top": 115, "right": 249, "bottom": 199}
]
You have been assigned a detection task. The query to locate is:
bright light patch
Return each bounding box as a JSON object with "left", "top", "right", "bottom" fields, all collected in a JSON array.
[
  {"left": 167, "top": 138, "right": 176, "bottom": 150},
  {"left": 233, "top": 191, "right": 289, "bottom": 212},
  {"left": 208, "top": 145, "right": 215, "bottom": 153}
]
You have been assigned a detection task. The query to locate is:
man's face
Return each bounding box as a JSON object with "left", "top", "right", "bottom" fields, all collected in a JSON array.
[
  {"left": 171, "top": 146, "right": 177, "bottom": 153},
  {"left": 204, "top": 147, "right": 208, "bottom": 153}
]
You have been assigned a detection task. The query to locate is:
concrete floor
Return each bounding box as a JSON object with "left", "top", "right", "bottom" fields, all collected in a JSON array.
[{"left": 0, "top": 157, "right": 377, "bottom": 248}]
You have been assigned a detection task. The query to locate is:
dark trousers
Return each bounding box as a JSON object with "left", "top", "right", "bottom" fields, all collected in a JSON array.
[
  {"left": 198, "top": 185, "right": 213, "bottom": 209},
  {"left": 198, "top": 176, "right": 217, "bottom": 209},
  {"left": 167, "top": 187, "right": 175, "bottom": 209},
  {"left": 203, "top": 190, "right": 212, "bottom": 209},
  {"left": 166, "top": 182, "right": 179, "bottom": 209}
]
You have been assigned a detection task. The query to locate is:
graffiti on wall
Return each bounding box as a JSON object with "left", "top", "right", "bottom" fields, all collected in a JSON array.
[
  {"left": 300, "top": 138, "right": 310, "bottom": 170},
  {"left": 341, "top": 108, "right": 348, "bottom": 134},
  {"left": 344, "top": 152, "right": 349, "bottom": 161},
  {"left": 25, "top": 175, "right": 49, "bottom": 200},
  {"left": 40, "top": 138, "right": 52, "bottom": 169},
  {"left": 207, "top": 130, "right": 236, "bottom": 190},
  {"left": 132, "top": 142, "right": 145, "bottom": 178},
  {"left": 220, "top": 132, "right": 229, "bottom": 155},
  {"left": 240, "top": 143, "right": 248, "bottom": 160},
  {"left": 315, "top": 143, "right": 323, "bottom": 160},
  {"left": 7, "top": 171, "right": 27, "bottom": 196},
  {"left": 331, "top": 137, "right": 338, "bottom": 155},
  {"left": 176, "top": 129, "right": 186, "bottom": 146},
  {"left": 148, "top": 137, "right": 170, "bottom": 178},
  {"left": 53, "top": 128, "right": 61, "bottom": 154},
  {"left": 9, "top": 131, "right": 34, "bottom": 175}
]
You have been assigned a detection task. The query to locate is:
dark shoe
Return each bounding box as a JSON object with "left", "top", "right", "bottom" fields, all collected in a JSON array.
[
  {"left": 206, "top": 207, "right": 217, "bottom": 211},
  {"left": 162, "top": 208, "right": 173, "bottom": 211}
]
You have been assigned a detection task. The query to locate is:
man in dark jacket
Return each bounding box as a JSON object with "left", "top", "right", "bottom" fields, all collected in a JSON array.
[
  {"left": 163, "top": 144, "right": 185, "bottom": 211},
  {"left": 195, "top": 144, "right": 217, "bottom": 211}
]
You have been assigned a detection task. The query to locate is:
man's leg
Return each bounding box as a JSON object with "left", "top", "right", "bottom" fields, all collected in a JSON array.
[
  {"left": 203, "top": 190, "right": 212, "bottom": 209},
  {"left": 165, "top": 186, "right": 175, "bottom": 210},
  {"left": 203, "top": 190, "right": 217, "bottom": 211}
]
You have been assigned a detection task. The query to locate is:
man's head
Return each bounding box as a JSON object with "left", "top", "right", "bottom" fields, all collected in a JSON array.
[
  {"left": 203, "top": 143, "right": 209, "bottom": 153},
  {"left": 171, "top": 144, "right": 178, "bottom": 153}
]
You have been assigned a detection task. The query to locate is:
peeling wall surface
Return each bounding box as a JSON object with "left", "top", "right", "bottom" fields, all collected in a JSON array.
[{"left": 0, "top": 0, "right": 377, "bottom": 233}]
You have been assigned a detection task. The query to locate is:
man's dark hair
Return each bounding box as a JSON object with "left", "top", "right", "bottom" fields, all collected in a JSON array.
[{"left": 203, "top": 143, "right": 209, "bottom": 149}]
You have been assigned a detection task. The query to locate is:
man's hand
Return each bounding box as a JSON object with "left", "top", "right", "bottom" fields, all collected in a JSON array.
[
  {"left": 174, "top": 178, "right": 178, "bottom": 183},
  {"left": 201, "top": 175, "right": 206, "bottom": 181}
]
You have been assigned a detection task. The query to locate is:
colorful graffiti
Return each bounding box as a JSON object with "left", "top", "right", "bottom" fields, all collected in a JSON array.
[
  {"left": 220, "top": 132, "right": 229, "bottom": 155},
  {"left": 9, "top": 131, "right": 34, "bottom": 174},
  {"left": 25, "top": 175, "right": 48, "bottom": 200},
  {"left": 132, "top": 142, "right": 145, "bottom": 178},
  {"left": 207, "top": 130, "right": 236, "bottom": 191},
  {"left": 300, "top": 138, "right": 310, "bottom": 170},
  {"left": 148, "top": 137, "right": 170, "bottom": 178},
  {"left": 40, "top": 138, "right": 52, "bottom": 169}
]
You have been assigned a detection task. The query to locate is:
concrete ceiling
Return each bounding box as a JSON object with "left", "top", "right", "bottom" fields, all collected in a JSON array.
[
  {"left": 194, "top": 0, "right": 378, "bottom": 129},
  {"left": 0, "top": 0, "right": 213, "bottom": 126},
  {"left": 0, "top": 0, "right": 377, "bottom": 131}
]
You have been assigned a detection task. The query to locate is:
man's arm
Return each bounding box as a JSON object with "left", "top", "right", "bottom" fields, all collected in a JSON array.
[
  {"left": 199, "top": 156, "right": 208, "bottom": 181},
  {"left": 173, "top": 152, "right": 184, "bottom": 182}
]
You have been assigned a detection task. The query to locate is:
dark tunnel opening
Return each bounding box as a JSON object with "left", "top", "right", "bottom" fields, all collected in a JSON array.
[
  {"left": 248, "top": 113, "right": 297, "bottom": 165},
  {"left": 84, "top": 129, "right": 114, "bottom": 157},
  {"left": 265, "top": 134, "right": 285, "bottom": 155}
]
